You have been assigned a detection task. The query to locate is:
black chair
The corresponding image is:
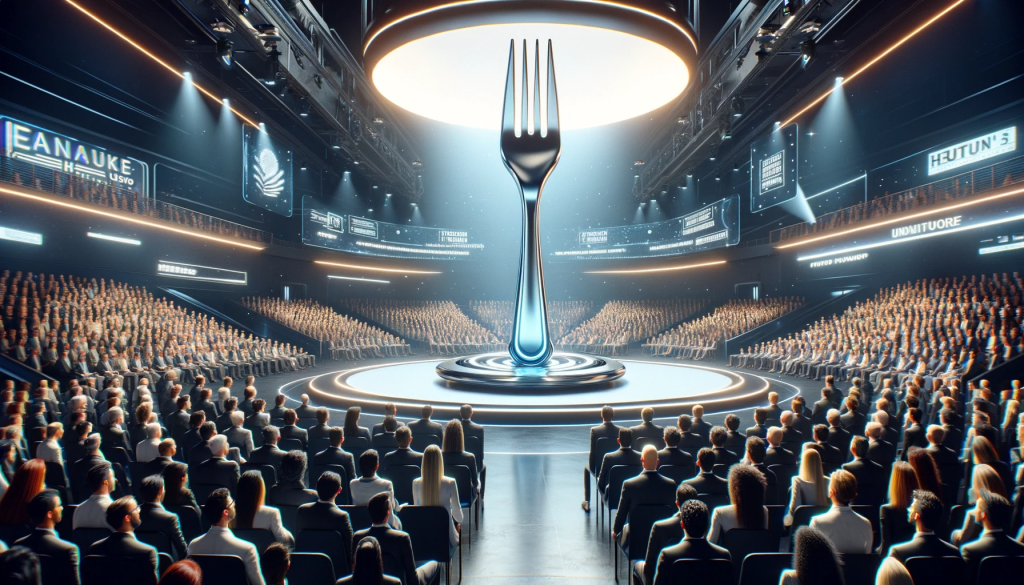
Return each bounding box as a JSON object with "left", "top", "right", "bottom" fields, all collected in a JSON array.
[
  {"left": 233, "top": 528, "right": 277, "bottom": 554},
  {"left": 840, "top": 554, "right": 883, "bottom": 585},
  {"left": 386, "top": 465, "right": 421, "bottom": 506},
  {"left": 410, "top": 434, "right": 441, "bottom": 452},
  {"left": 166, "top": 504, "right": 204, "bottom": 542},
  {"left": 56, "top": 505, "right": 76, "bottom": 541},
  {"left": 791, "top": 505, "right": 829, "bottom": 530},
  {"left": 615, "top": 504, "right": 675, "bottom": 578},
  {"left": 288, "top": 552, "right": 336, "bottom": 584},
  {"left": 851, "top": 505, "right": 881, "bottom": 549},
  {"left": 446, "top": 464, "right": 478, "bottom": 541},
  {"left": 635, "top": 436, "right": 665, "bottom": 451},
  {"left": 697, "top": 492, "right": 730, "bottom": 511},
  {"left": 739, "top": 553, "right": 793, "bottom": 585},
  {"left": 904, "top": 555, "right": 966, "bottom": 585},
  {"left": 0, "top": 523, "right": 32, "bottom": 545},
  {"left": 158, "top": 552, "right": 174, "bottom": 578},
  {"left": 307, "top": 437, "right": 330, "bottom": 457},
  {"left": 346, "top": 437, "right": 369, "bottom": 462},
  {"left": 339, "top": 505, "right": 372, "bottom": 532},
  {"left": 191, "top": 483, "right": 221, "bottom": 505},
  {"left": 82, "top": 554, "right": 158, "bottom": 585},
  {"left": 762, "top": 468, "right": 780, "bottom": 505},
  {"left": 464, "top": 435, "right": 484, "bottom": 468},
  {"left": 767, "top": 464, "right": 798, "bottom": 488},
  {"left": 602, "top": 465, "right": 643, "bottom": 534},
  {"left": 296, "top": 529, "right": 351, "bottom": 577},
  {"left": 278, "top": 438, "right": 304, "bottom": 452},
  {"left": 297, "top": 418, "right": 318, "bottom": 430},
  {"left": 765, "top": 505, "right": 787, "bottom": 542},
  {"left": 977, "top": 555, "right": 1024, "bottom": 582},
  {"left": 946, "top": 504, "right": 967, "bottom": 540},
  {"left": 278, "top": 504, "right": 299, "bottom": 533},
  {"left": 721, "top": 529, "right": 776, "bottom": 582},
  {"left": 669, "top": 558, "right": 733, "bottom": 584},
  {"left": 310, "top": 464, "right": 350, "bottom": 505},
  {"left": 136, "top": 530, "right": 173, "bottom": 556},
  {"left": 188, "top": 554, "right": 249, "bottom": 585},
  {"left": 240, "top": 463, "right": 277, "bottom": 490},
  {"left": 71, "top": 527, "right": 112, "bottom": 552},
  {"left": 658, "top": 464, "right": 695, "bottom": 484},
  {"left": 401, "top": 506, "right": 459, "bottom": 583},
  {"left": 111, "top": 461, "right": 131, "bottom": 499},
  {"left": 712, "top": 464, "right": 730, "bottom": 479},
  {"left": 44, "top": 461, "right": 70, "bottom": 499}
]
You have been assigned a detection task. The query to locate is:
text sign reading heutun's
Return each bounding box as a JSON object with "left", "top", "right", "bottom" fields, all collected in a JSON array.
[{"left": 928, "top": 127, "right": 1016, "bottom": 176}]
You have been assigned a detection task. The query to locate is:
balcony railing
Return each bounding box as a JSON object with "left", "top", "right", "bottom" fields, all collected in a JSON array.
[{"left": 769, "top": 154, "right": 1024, "bottom": 244}]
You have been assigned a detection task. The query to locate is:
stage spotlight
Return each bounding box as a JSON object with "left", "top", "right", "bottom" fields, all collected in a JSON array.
[
  {"left": 183, "top": 71, "right": 192, "bottom": 80},
  {"left": 216, "top": 38, "right": 233, "bottom": 69},
  {"left": 835, "top": 76, "right": 845, "bottom": 84},
  {"left": 733, "top": 164, "right": 739, "bottom": 172},
  {"left": 222, "top": 97, "right": 229, "bottom": 105},
  {"left": 800, "top": 39, "right": 816, "bottom": 67},
  {"left": 264, "top": 47, "right": 281, "bottom": 85},
  {"left": 299, "top": 100, "right": 310, "bottom": 117},
  {"left": 300, "top": 163, "right": 307, "bottom": 170},
  {"left": 730, "top": 97, "right": 744, "bottom": 118}
]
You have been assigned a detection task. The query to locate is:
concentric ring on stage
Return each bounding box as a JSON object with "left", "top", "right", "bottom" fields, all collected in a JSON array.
[
  {"left": 282, "top": 357, "right": 778, "bottom": 424},
  {"left": 436, "top": 351, "right": 625, "bottom": 387}
]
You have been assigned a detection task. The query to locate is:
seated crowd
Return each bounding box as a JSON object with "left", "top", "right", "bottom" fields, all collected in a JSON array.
[
  {"left": 0, "top": 375, "right": 487, "bottom": 585},
  {"left": 558, "top": 299, "right": 710, "bottom": 356},
  {"left": 340, "top": 300, "right": 500, "bottom": 356},
  {"left": 584, "top": 379, "right": 1024, "bottom": 585},
  {"left": 730, "top": 273, "right": 1022, "bottom": 386},
  {"left": 467, "top": 300, "right": 593, "bottom": 343},
  {"left": 644, "top": 297, "right": 804, "bottom": 361},
  {"left": 241, "top": 297, "right": 409, "bottom": 361},
  {"left": 1, "top": 271, "right": 313, "bottom": 391}
]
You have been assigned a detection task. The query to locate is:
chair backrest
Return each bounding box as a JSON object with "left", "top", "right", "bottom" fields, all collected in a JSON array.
[
  {"left": 445, "top": 464, "right": 475, "bottom": 507},
  {"left": 307, "top": 437, "right": 330, "bottom": 455},
  {"left": 697, "top": 492, "right": 730, "bottom": 511},
  {"left": 464, "top": 435, "right": 484, "bottom": 466},
  {"left": 297, "top": 418, "right": 317, "bottom": 430},
  {"left": 191, "top": 483, "right": 221, "bottom": 506},
  {"left": 56, "top": 505, "right": 77, "bottom": 541},
  {"left": 594, "top": 437, "right": 618, "bottom": 470},
  {"left": 658, "top": 464, "right": 695, "bottom": 484},
  {"left": 410, "top": 434, "right": 440, "bottom": 453},
  {"left": 72, "top": 527, "right": 113, "bottom": 551},
  {"left": 0, "top": 523, "right": 32, "bottom": 545},
  {"left": 946, "top": 505, "right": 967, "bottom": 540},
  {"left": 165, "top": 504, "right": 204, "bottom": 542},
  {"left": 136, "top": 530, "right": 173, "bottom": 555},
  {"left": 606, "top": 465, "right": 643, "bottom": 509},
  {"left": 339, "top": 505, "right": 372, "bottom": 531},
  {"left": 400, "top": 506, "right": 454, "bottom": 563},
  {"left": 232, "top": 528, "right": 277, "bottom": 554},
  {"left": 188, "top": 554, "right": 249, "bottom": 585},
  {"left": 721, "top": 529, "right": 776, "bottom": 576},
  {"left": 346, "top": 437, "right": 369, "bottom": 461},
  {"left": 240, "top": 463, "right": 277, "bottom": 489},
  {"left": 840, "top": 554, "right": 883, "bottom": 585},
  {"left": 904, "top": 555, "right": 966, "bottom": 585},
  {"left": 791, "top": 505, "right": 829, "bottom": 530},
  {"left": 158, "top": 552, "right": 174, "bottom": 579},
  {"left": 278, "top": 504, "right": 299, "bottom": 533},
  {"left": 310, "top": 464, "right": 350, "bottom": 505},
  {"left": 669, "top": 558, "right": 733, "bottom": 584},
  {"left": 296, "top": 529, "right": 350, "bottom": 576},
  {"left": 767, "top": 464, "right": 798, "bottom": 487},
  {"left": 45, "top": 461, "right": 68, "bottom": 487},
  {"left": 977, "top": 555, "right": 1024, "bottom": 582},
  {"left": 739, "top": 553, "right": 793, "bottom": 585},
  {"left": 385, "top": 465, "right": 421, "bottom": 506},
  {"left": 82, "top": 554, "right": 157, "bottom": 585},
  {"left": 278, "top": 437, "right": 304, "bottom": 452},
  {"left": 623, "top": 505, "right": 676, "bottom": 560},
  {"left": 635, "top": 436, "right": 665, "bottom": 451},
  {"left": 288, "top": 552, "right": 336, "bottom": 584}
]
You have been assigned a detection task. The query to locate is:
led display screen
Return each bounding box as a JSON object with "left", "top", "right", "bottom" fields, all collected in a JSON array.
[
  {"left": 156, "top": 261, "right": 247, "bottom": 285},
  {"left": 750, "top": 123, "right": 798, "bottom": 213},
  {"left": 242, "top": 125, "right": 293, "bottom": 217}
]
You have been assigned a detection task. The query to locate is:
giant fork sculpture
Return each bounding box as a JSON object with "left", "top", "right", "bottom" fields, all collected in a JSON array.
[{"left": 501, "top": 39, "right": 560, "bottom": 366}]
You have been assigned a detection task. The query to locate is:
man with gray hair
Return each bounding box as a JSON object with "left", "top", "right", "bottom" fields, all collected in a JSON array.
[
  {"left": 763, "top": 427, "right": 795, "bottom": 466},
  {"left": 223, "top": 410, "right": 255, "bottom": 458},
  {"left": 100, "top": 406, "right": 132, "bottom": 456},
  {"left": 925, "top": 423, "right": 959, "bottom": 485},
  {"left": 191, "top": 434, "right": 240, "bottom": 492},
  {"left": 826, "top": 409, "right": 851, "bottom": 452},
  {"left": 136, "top": 423, "right": 162, "bottom": 463},
  {"left": 866, "top": 421, "right": 896, "bottom": 465},
  {"left": 248, "top": 425, "right": 286, "bottom": 474}
]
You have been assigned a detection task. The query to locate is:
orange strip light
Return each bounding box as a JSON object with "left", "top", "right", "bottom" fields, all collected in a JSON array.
[
  {"left": 0, "top": 184, "right": 265, "bottom": 250},
  {"left": 585, "top": 260, "right": 726, "bottom": 274},
  {"left": 776, "top": 184, "right": 1024, "bottom": 250},
  {"left": 314, "top": 260, "right": 442, "bottom": 275},
  {"left": 781, "top": 0, "right": 967, "bottom": 127},
  {"left": 64, "top": 0, "right": 260, "bottom": 128}
]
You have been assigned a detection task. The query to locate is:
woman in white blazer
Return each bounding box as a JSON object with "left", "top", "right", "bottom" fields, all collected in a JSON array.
[
  {"left": 784, "top": 448, "right": 829, "bottom": 526},
  {"left": 412, "top": 445, "right": 463, "bottom": 548},
  {"left": 233, "top": 470, "right": 295, "bottom": 547},
  {"left": 708, "top": 464, "right": 769, "bottom": 544}
]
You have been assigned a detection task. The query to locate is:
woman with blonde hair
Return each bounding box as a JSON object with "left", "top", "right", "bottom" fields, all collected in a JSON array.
[
  {"left": 874, "top": 557, "right": 913, "bottom": 585},
  {"left": 785, "top": 449, "right": 829, "bottom": 526},
  {"left": 951, "top": 463, "right": 1007, "bottom": 546},
  {"left": 877, "top": 462, "right": 918, "bottom": 555},
  {"left": 412, "top": 445, "right": 462, "bottom": 547},
  {"left": 968, "top": 435, "right": 1013, "bottom": 495},
  {"left": 442, "top": 420, "right": 479, "bottom": 495},
  {"left": 907, "top": 449, "right": 943, "bottom": 504}
]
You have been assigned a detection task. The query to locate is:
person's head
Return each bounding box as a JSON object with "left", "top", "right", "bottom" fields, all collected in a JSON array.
[
  {"left": 888, "top": 461, "right": 919, "bottom": 509},
  {"left": 971, "top": 435, "right": 999, "bottom": 465},
  {"left": 746, "top": 436, "right": 766, "bottom": 464},
  {"left": 395, "top": 425, "right": 412, "bottom": 449},
  {"left": 233, "top": 471, "right": 266, "bottom": 530},
  {"left": 283, "top": 409, "right": 297, "bottom": 426},
  {"left": 204, "top": 488, "right": 235, "bottom": 527},
  {"left": 799, "top": 449, "right": 827, "bottom": 503},
  {"left": 875, "top": 557, "right": 913, "bottom": 585},
  {"left": 970, "top": 464, "right": 1008, "bottom": 501},
  {"left": 641, "top": 445, "right": 659, "bottom": 471},
  {"left": 826, "top": 409, "right": 842, "bottom": 428},
  {"left": 710, "top": 426, "right": 728, "bottom": 448},
  {"left": 460, "top": 404, "right": 473, "bottom": 420},
  {"left": 274, "top": 395, "right": 286, "bottom": 408},
  {"left": 261, "top": 542, "right": 290, "bottom": 585},
  {"left": 907, "top": 449, "right": 942, "bottom": 501},
  {"left": 908, "top": 489, "right": 943, "bottom": 532},
  {"left": 421, "top": 404, "right": 434, "bottom": 420},
  {"left": 692, "top": 405, "right": 704, "bottom": 420},
  {"left": 600, "top": 405, "right": 613, "bottom": 422},
  {"left": 792, "top": 397, "right": 805, "bottom": 413},
  {"left": 28, "top": 489, "right": 62, "bottom": 529},
  {"left": 162, "top": 462, "right": 190, "bottom": 503},
  {"left": 209, "top": 435, "right": 229, "bottom": 458},
  {"left": 0, "top": 545, "right": 42, "bottom": 585},
  {"left": 263, "top": 425, "right": 280, "bottom": 446},
  {"left": 223, "top": 377, "right": 233, "bottom": 388},
  {"left": 280, "top": 450, "right": 308, "bottom": 485},
  {"left": 316, "top": 471, "right": 342, "bottom": 503},
  {"left": 189, "top": 412, "right": 205, "bottom": 429},
  {"left": 664, "top": 426, "right": 681, "bottom": 448},
  {"left": 724, "top": 414, "right": 739, "bottom": 433},
  {"left": 87, "top": 462, "right": 114, "bottom": 495},
  {"left": 145, "top": 422, "right": 161, "bottom": 441},
  {"left": 729, "top": 465, "right": 767, "bottom": 528},
  {"left": 675, "top": 484, "right": 698, "bottom": 508},
  {"left": 976, "top": 490, "right": 1013, "bottom": 532},
  {"left": 443, "top": 419, "right": 466, "bottom": 452},
  {"left": 243, "top": 386, "right": 256, "bottom": 401},
  {"left": 158, "top": 559, "right": 202, "bottom": 585},
  {"left": 199, "top": 388, "right": 211, "bottom": 402},
  {"left": 753, "top": 408, "right": 766, "bottom": 425},
  {"left": 925, "top": 424, "right": 945, "bottom": 446},
  {"left": 792, "top": 526, "right": 844, "bottom": 585},
  {"left": 696, "top": 448, "right": 716, "bottom": 472},
  {"left": 812, "top": 424, "right": 829, "bottom": 443},
  {"left": 199, "top": 422, "right": 216, "bottom": 441},
  {"left": 865, "top": 421, "right": 883, "bottom": 441},
  {"left": 252, "top": 398, "right": 265, "bottom": 414},
  {"left": 640, "top": 407, "right": 655, "bottom": 423},
  {"left": 105, "top": 496, "right": 141, "bottom": 532},
  {"left": 328, "top": 427, "right": 344, "bottom": 448},
  {"left": 315, "top": 407, "right": 329, "bottom": 426},
  {"left": 679, "top": 499, "right": 710, "bottom": 538},
  {"left": 345, "top": 407, "right": 361, "bottom": 428},
  {"left": 780, "top": 411, "right": 794, "bottom": 427},
  {"left": 360, "top": 450, "right": 380, "bottom": 478},
  {"left": 223, "top": 398, "right": 237, "bottom": 413},
  {"left": 352, "top": 536, "right": 385, "bottom": 584},
  {"left": 768, "top": 392, "right": 779, "bottom": 406},
  {"left": 766, "top": 427, "right": 783, "bottom": 447},
  {"left": 677, "top": 414, "right": 692, "bottom": 432},
  {"left": 228, "top": 411, "right": 244, "bottom": 428},
  {"left": 420, "top": 445, "right": 445, "bottom": 507},
  {"left": 367, "top": 491, "right": 392, "bottom": 525},
  {"left": 829, "top": 469, "right": 858, "bottom": 506},
  {"left": 382, "top": 416, "right": 398, "bottom": 433},
  {"left": 140, "top": 475, "right": 165, "bottom": 504}
]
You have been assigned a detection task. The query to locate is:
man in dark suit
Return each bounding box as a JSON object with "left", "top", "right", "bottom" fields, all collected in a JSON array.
[
  {"left": 312, "top": 427, "right": 357, "bottom": 483},
  {"left": 723, "top": 415, "right": 746, "bottom": 452},
  {"left": 214, "top": 398, "right": 238, "bottom": 433},
  {"left": 790, "top": 397, "right": 814, "bottom": 438},
  {"left": 690, "top": 405, "right": 712, "bottom": 445},
  {"left": 677, "top": 415, "right": 705, "bottom": 453},
  {"left": 826, "top": 409, "right": 853, "bottom": 452},
  {"left": 612, "top": 446, "right": 677, "bottom": 542},
  {"left": 657, "top": 427, "right": 695, "bottom": 471},
  {"left": 187, "top": 422, "right": 217, "bottom": 466},
  {"left": 136, "top": 475, "right": 188, "bottom": 560},
  {"left": 280, "top": 409, "right": 309, "bottom": 450},
  {"left": 683, "top": 449, "right": 728, "bottom": 495},
  {"left": 267, "top": 394, "right": 288, "bottom": 422},
  {"left": 14, "top": 490, "right": 80, "bottom": 585},
  {"left": 383, "top": 425, "right": 423, "bottom": 470},
  {"left": 744, "top": 408, "right": 768, "bottom": 439},
  {"left": 180, "top": 412, "right": 206, "bottom": 459},
  {"left": 86, "top": 496, "right": 159, "bottom": 582},
  {"left": 778, "top": 411, "right": 804, "bottom": 451},
  {"left": 308, "top": 408, "right": 332, "bottom": 439},
  {"left": 140, "top": 440, "right": 177, "bottom": 478},
  {"left": 866, "top": 422, "right": 897, "bottom": 466},
  {"left": 651, "top": 499, "right": 731, "bottom": 585},
  {"left": 940, "top": 408, "right": 964, "bottom": 451},
  {"left": 630, "top": 407, "right": 666, "bottom": 448},
  {"left": 407, "top": 405, "right": 445, "bottom": 444},
  {"left": 889, "top": 490, "right": 959, "bottom": 563},
  {"left": 763, "top": 392, "right": 783, "bottom": 427},
  {"left": 294, "top": 393, "right": 318, "bottom": 421},
  {"left": 763, "top": 428, "right": 796, "bottom": 467},
  {"left": 709, "top": 427, "right": 739, "bottom": 468},
  {"left": 249, "top": 426, "right": 288, "bottom": 475},
  {"left": 190, "top": 435, "right": 240, "bottom": 493},
  {"left": 166, "top": 396, "right": 191, "bottom": 432},
  {"left": 459, "top": 404, "right": 487, "bottom": 497},
  {"left": 960, "top": 491, "right": 1024, "bottom": 580},
  {"left": 840, "top": 398, "right": 867, "bottom": 437},
  {"left": 926, "top": 425, "right": 960, "bottom": 485},
  {"left": 634, "top": 484, "right": 699, "bottom": 585},
  {"left": 269, "top": 451, "right": 318, "bottom": 507},
  {"left": 353, "top": 492, "right": 440, "bottom": 585},
  {"left": 810, "top": 424, "right": 844, "bottom": 469},
  {"left": 193, "top": 388, "right": 218, "bottom": 423},
  {"left": 99, "top": 406, "right": 132, "bottom": 456},
  {"left": 900, "top": 408, "right": 928, "bottom": 460},
  {"left": 296, "top": 471, "right": 354, "bottom": 570},
  {"left": 842, "top": 436, "right": 887, "bottom": 505},
  {"left": 598, "top": 428, "right": 643, "bottom": 494},
  {"left": 585, "top": 405, "right": 621, "bottom": 512},
  {"left": 812, "top": 388, "right": 835, "bottom": 425}
]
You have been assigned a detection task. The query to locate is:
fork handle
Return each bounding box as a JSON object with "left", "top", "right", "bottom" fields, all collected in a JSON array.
[{"left": 509, "top": 184, "right": 553, "bottom": 366}]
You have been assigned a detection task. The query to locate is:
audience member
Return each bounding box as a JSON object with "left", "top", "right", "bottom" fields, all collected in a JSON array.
[
  {"left": 651, "top": 500, "right": 730, "bottom": 585},
  {"left": 707, "top": 464, "right": 768, "bottom": 543},
  {"left": 778, "top": 526, "right": 844, "bottom": 585},
  {"left": 86, "top": 496, "right": 159, "bottom": 581},
  {"left": 352, "top": 492, "right": 439, "bottom": 585},
  {"left": 186, "top": 488, "right": 265, "bottom": 585},
  {"left": 808, "top": 469, "right": 872, "bottom": 553},
  {"left": 412, "top": 445, "right": 462, "bottom": 548},
  {"left": 234, "top": 470, "right": 294, "bottom": 547}
]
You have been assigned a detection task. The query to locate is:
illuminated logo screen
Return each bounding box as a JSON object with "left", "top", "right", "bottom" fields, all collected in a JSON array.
[
  {"left": 750, "top": 123, "right": 799, "bottom": 212},
  {"left": 0, "top": 226, "right": 43, "bottom": 245},
  {"left": 156, "top": 261, "right": 247, "bottom": 284},
  {"left": 242, "top": 126, "right": 293, "bottom": 217},
  {"left": 1, "top": 117, "right": 148, "bottom": 196},
  {"left": 927, "top": 127, "right": 1016, "bottom": 176}
]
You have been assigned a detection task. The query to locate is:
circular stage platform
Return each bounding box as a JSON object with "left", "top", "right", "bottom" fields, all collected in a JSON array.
[{"left": 280, "top": 357, "right": 782, "bottom": 424}]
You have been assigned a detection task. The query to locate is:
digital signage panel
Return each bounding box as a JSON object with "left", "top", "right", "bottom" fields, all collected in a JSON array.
[
  {"left": 750, "top": 123, "right": 799, "bottom": 213},
  {"left": 242, "top": 125, "right": 293, "bottom": 217}
]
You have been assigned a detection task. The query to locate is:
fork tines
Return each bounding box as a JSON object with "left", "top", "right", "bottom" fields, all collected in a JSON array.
[{"left": 501, "top": 39, "right": 559, "bottom": 137}]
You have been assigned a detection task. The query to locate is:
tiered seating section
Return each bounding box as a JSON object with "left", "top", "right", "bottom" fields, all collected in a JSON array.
[
  {"left": 557, "top": 299, "right": 709, "bottom": 355},
  {"left": 340, "top": 299, "right": 501, "bottom": 355},
  {"left": 467, "top": 300, "right": 593, "bottom": 342}
]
